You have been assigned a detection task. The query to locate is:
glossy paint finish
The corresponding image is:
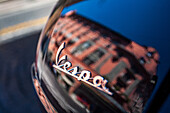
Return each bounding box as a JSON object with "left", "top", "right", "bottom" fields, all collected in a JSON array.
[{"left": 31, "top": 0, "right": 159, "bottom": 113}]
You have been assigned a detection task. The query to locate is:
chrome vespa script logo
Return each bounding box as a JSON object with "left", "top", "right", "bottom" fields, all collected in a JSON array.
[{"left": 53, "top": 42, "right": 113, "bottom": 95}]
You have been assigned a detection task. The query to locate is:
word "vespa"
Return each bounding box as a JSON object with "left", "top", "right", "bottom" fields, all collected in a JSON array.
[{"left": 53, "top": 42, "right": 112, "bottom": 95}]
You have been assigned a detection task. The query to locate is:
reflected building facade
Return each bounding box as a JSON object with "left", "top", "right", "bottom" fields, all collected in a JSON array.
[{"left": 46, "top": 11, "right": 159, "bottom": 113}]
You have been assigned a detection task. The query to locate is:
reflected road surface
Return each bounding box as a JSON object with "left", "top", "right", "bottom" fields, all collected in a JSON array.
[{"left": 0, "top": 32, "right": 41, "bottom": 113}]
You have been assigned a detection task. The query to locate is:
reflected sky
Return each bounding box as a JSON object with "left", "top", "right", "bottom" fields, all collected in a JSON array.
[
  {"left": 62, "top": 0, "right": 170, "bottom": 112},
  {"left": 62, "top": 0, "right": 170, "bottom": 85}
]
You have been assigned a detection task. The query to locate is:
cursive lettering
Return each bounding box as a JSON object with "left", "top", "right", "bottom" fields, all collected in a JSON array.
[{"left": 53, "top": 42, "right": 112, "bottom": 95}]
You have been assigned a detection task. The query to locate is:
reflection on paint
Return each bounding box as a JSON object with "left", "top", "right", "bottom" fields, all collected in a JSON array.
[{"left": 53, "top": 42, "right": 113, "bottom": 95}]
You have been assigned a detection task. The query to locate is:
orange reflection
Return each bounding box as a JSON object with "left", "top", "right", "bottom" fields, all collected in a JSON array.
[{"left": 47, "top": 10, "right": 159, "bottom": 112}]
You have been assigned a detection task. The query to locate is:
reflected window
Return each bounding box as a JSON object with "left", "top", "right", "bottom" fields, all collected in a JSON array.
[
  {"left": 147, "top": 52, "right": 154, "bottom": 58},
  {"left": 71, "top": 27, "right": 81, "bottom": 34},
  {"left": 66, "top": 33, "right": 72, "bottom": 38},
  {"left": 112, "top": 56, "right": 118, "bottom": 62},
  {"left": 102, "top": 33, "right": 108, "bottom": 38},
  {"left": 81, "top": 30, "right": 89, "bottom": 36},
  {"left": 139, "top": 57, "right": 146, "bottom": 64},
  {"left": 106, "top": 44, "right": 111, "bottom": 48},
  {"left": 83, "top": 48, "right": 105, "bottom": 65},
  {"left": 111, "top": 40, "right": 119, "bottom": 45},
  {"left": 71, "top": 41, "right": 93, "bottom": 55},
  {"left": 67, "top": 37, "right": 79, "bottom": 46},
  {"left": 91, "top": 27, "right": 97, "bottom": 31},
  {"left": 61, "top": 36, "right": 66, "bottom": 42},
  {"left": 61, "top": 30, "right": 66, "bottom": 34},
  {"left": 58, "top": 32, "right": 62, "bottom": 36},
  {"left": 121, "top": 72, "right": 135, "bottom": 83},
  {"left": 92, "top": 37, "right": 99, "bottom": 42},
  {"left": 78, "top": 19, "right": 82, "bottom": 23},
  {"left": 83, "top": 22, "right": 88, "bottom": 26},
  {"left": 83, "top": 57, "right": 95, "bottom": 65},
  {"left": 52, "top": 29, "right": 58, "bottom": 36},
  {"left": 116, "top": 77, "right": 127, "bottom": 88}
]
